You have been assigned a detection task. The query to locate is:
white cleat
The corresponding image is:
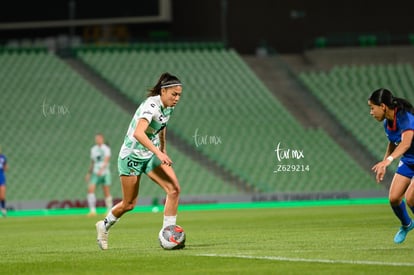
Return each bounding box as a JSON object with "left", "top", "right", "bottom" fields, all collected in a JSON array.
[{"left": 96, "top": 220, "right": 108, "bottom": 250}]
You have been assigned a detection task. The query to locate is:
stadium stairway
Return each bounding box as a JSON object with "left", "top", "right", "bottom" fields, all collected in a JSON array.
[
  {"left": 272, "top": 45, "right": 414, "bottom": 187},
  {"left": 303, "top": 46, "right": 414, "bottom": 71},
  {"left": 69, "top": 46, "right": 382, "bottom": 196},
  {"left": 242, "top": 55, "right": 387, "bottom": 184},
  {"left": 1, "top": 45, "right": 391, "bottom": 208},
  {"left": 63, "top": 57, "right": 255, "bottom": 193},
  {"left": 0, "top": 49, "right": 243, "bottom": 206}
]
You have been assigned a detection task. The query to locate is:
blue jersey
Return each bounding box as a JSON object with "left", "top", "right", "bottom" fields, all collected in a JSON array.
[
  {"left": 0, "top": 154, "right": 7, "bottom": 184},
  {"left": 384, "top": 109, "right": 414, "bottom": 165}
]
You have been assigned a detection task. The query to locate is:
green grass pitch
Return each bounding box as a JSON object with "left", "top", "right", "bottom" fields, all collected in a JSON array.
[{"left": 1, "top": 201, "right": 414, "bottom": 274}]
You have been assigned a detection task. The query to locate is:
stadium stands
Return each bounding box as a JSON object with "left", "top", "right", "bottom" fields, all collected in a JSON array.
[
  {"left": 0, "top": 43, "right": 390, "bottom": 209},
  {"left": 75, "top": 45, "right": 379, "bottom": 194},
  {"left": 0, "top": 49, "right": 239, "bottom": 204},
  {"left": 299, "top": 63, "right": 414, "bottom": 161}
]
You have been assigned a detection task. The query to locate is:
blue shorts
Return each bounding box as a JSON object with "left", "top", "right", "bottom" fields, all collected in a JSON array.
[
  {"left": 396, "top": 161, "right": 414, "bottom": 179},
  {"left": 0, "top": 175, "right": 5, "bottom": 186}
]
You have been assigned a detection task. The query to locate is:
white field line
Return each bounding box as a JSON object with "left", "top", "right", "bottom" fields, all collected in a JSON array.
[{"left": 196, "top": 253, "right": 414, "bottom": 267}]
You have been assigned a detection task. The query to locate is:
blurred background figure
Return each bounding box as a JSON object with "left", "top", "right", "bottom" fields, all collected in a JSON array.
[
  {"left": 85, "top": 134, "right": 112, "bottom": 217},
  {"left": 0, "top": 146, "right": 8, "bottom": 217}
]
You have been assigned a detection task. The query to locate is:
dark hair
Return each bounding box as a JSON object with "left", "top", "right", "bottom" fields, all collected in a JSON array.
[
  {"left": 369, "top": 88, "right": 414, "bottom": 114},
  {"left": 147, "top": 72, "right": 182, "bottom": 97}
]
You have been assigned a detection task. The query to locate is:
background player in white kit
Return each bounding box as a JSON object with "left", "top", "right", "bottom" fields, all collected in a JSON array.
[
  {"left": 85, "top": 134, "right": 112, "bottom": 216},
  {"left": 95, "top": 72, "right": 182, "bottom": 250}
]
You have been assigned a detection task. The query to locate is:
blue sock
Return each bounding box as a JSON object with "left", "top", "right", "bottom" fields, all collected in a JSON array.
[
  {"left": 409, "top": 205, "right": 414, "bottom": 217},
  {"left": 391, "top": 201, "right": 412, "bottom": 227},
  {"left": 0, "top": 200, "right": 5, "bottom": 209}
]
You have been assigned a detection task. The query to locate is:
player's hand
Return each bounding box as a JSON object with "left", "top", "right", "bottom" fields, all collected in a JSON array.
[
  {"left": 85, "top": 173, "right": 91, "bottom": 183},
  {"left": 371, "top": 160, "right": 391, "bottom": 183},
  {"left": 157, "top": 152, "right": 173, "bottom": 166}
]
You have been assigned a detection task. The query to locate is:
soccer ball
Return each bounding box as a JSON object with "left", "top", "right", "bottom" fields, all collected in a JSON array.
[{"left": 158, "top": 225, "right": 186, "bottom": 250}]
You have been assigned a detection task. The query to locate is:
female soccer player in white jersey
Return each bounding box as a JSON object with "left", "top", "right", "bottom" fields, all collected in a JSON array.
[
  {"left": 85, "top": 134, "right": 112, "bottom": 216},
  {"left": 96, "top": 72, "right": 183, "bottom": 250},
  {"left": 369, "top": 88, "right": 414, "bottom": 244}
]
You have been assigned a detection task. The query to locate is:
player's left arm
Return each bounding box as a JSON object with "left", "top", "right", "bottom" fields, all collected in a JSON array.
[
  {"left": 387, "top": 130, "right": 414, "bottom": 161},
  {"left": 159, "top": 127, "right": 167, "bottom": 154},
  {"left": 85, "top": 160, "right": 93, "bottom": 182},
  {"left": 372, "top": 130, "right": 414, "bottom": 182}
]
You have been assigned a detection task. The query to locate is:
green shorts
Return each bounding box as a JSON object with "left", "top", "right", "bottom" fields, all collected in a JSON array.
[
  {"left": 90, "top": 173, "right": 112, "bottom": 186},
  {"left": 118, "top": 154, "right": 161, "bottom": 176}
]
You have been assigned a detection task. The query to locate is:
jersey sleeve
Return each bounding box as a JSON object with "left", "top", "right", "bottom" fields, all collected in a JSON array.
[
  {"left": 103, "top": 145, "right": 111, "bottom": 157},
  {"left": 137, "top": 98, "right": 157, "bottom": 123},
  {"left": 399, "top": 112, "right": 414, "bottom": 132}
]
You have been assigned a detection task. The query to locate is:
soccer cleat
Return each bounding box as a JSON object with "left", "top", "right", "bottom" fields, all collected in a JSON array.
[
  {"left": 96, "top": 220, "right": 108, "bottom": 250},
  {"left": 1, "top": 209, "right": 6, "bottom": 217},
  {"left": 394, "top": 220, "right": 414, "bottom": 244},
  {"left": 87, "top": 211, "right": 97, "bottom": 217}
]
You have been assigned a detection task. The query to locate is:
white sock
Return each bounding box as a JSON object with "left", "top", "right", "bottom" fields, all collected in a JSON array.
[
  {"left": 87, "top": 193, "right": 96, "bottom": 213},
  {"left": 163, "top": 215, "right": 177, "bottom": 228},
  {"left": 104, "top": 211, "right": 118, "bottom": 231},
  {"left": 105, "top": 196, "right": 113, "bottom": 210}
]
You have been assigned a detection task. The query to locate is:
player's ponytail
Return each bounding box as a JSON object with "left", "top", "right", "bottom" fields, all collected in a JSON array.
[
  {"left": 369, "top": 88, "right": 414, "bottom": 114},
  {"left": 147, "top": 72, "right": 182, "bottom": 97},
  {"left": 393, "top": 97, "right": 414, "bottom": 114}
]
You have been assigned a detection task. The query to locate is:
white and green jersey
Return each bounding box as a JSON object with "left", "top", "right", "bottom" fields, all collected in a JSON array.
[
  {"left": 90, "top": 144, "right": 111, "bottom": 174},
  {"left": 119, "top": 95, "right": 174, "bottom": 160}
]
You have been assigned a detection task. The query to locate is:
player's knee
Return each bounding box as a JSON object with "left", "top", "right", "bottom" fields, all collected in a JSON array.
[
  {"left": 125, "top": 204, "right": 135, "bottom": 212},
  {"left": 165, "top": 182, "right": 180, "bottom": 198},
  {"left": 121, "top": 201, "right": 136, "bottom": 212},
  {"left": 406, "top": 197, "right": 414, "bottom": 207},
  {"left": 389, "top": 195, "right": 402, "bottom": 206},
  {"left": 167, "top": 189, "right": 180, "bottom": 199}
]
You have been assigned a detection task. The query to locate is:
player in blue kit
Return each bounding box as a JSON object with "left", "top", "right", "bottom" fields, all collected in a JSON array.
[
  {"left": 368, "top": 88, "right": 414, "bottom": 244},
  {"left": 0, "top": 147, "right": 8, "bottom": 217},
  {"left": 95, "top": 73, "right": 183, "bottom": 250}
]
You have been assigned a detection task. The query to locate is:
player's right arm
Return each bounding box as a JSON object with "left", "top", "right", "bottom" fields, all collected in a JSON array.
[
  {"left": 383, "top": 142, "right": 397, "bottom": 161},
  {"left": 134, "top": 118, "right": 172, "bottom": 166},
  {"left": 159, "top": 127, "right": 167, "bottom": 154},
  {"left": 85, "top": 160, "right": 93, "bottom": 182},
  {"left": 372, "top": 142, "right": 397, "bottom": 183}
]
